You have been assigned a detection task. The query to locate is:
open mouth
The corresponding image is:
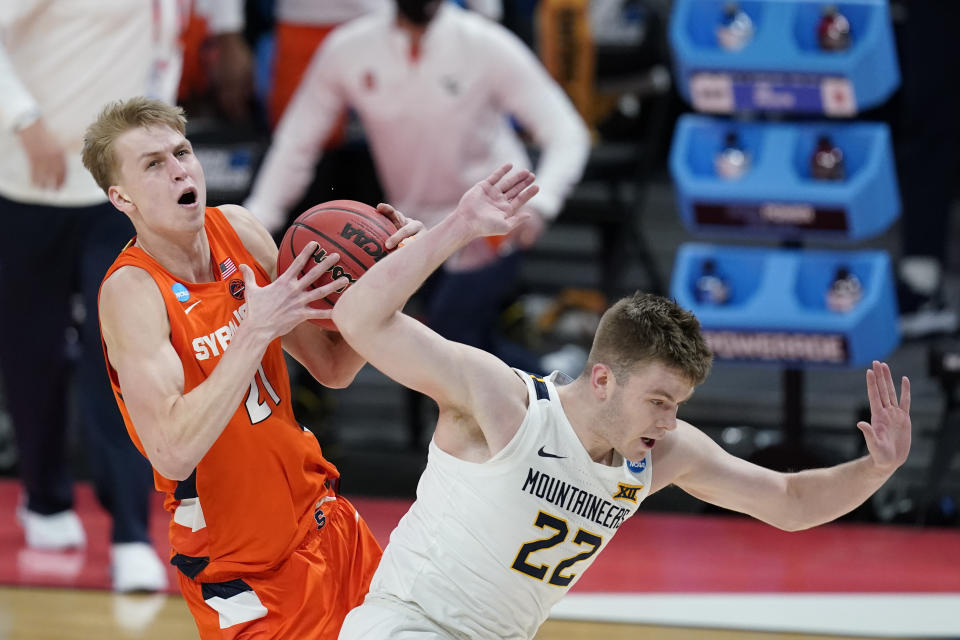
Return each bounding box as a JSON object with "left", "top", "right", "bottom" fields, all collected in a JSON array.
[
  {"left": 641, "top": 437, "right": 656, "bottom": 448},
  {"left": 178, "top": 189, "right": 197, "bottom": 206}
]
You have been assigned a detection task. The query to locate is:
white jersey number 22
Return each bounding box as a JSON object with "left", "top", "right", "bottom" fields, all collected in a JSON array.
[{"left": 511, "top": 510, "right": 602, "bottom": 587}]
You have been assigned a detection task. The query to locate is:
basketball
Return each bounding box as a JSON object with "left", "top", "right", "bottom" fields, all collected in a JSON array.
[{"left": 277, "top": 199, "right": 398, "bottom": 330}]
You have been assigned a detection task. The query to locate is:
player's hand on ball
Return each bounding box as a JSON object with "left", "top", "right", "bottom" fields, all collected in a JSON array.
[
  {"left": 241, "top": 241, "right": 349, "bottom": 337},
  {"left": 376, "top": 203, "right": 424, "bottom": 250}
]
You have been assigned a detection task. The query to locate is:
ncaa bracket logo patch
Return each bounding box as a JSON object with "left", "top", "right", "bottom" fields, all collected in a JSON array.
[
  {"left": 626, "top": 457, "right": 647, "bottom": 474},
  {"left": 172, "top": 282, "right": 190, "bottom": 303}
]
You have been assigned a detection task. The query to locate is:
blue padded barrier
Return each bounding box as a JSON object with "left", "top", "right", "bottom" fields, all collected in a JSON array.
[
  {"left": 670, "top": 243, "right": 899, "bottom": 367},
  {"left": 669, "top": 0, "right": 900, "bottom": 116},
  {"left": 669, "top": 114, "right": 900, "bottom": 241}
]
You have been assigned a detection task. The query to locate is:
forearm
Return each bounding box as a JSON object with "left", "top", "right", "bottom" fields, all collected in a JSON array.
[
  {"left": 283, "top": 323, "right": 366, "bottom": 389},
  {"left": 528, "top": 103, "right": 590, "bottom": 220},
  {"left": 335, "top": 214, "right": 474, "bottom": 335},
  {"left": 781, "top": 455, "right": 895, "bottom": 530},
  {"left": 0, "top": 40, "right": 40, "bottom": 132},
  {"left": 146, "top": 325, "right": 272, "bottom": 479}
]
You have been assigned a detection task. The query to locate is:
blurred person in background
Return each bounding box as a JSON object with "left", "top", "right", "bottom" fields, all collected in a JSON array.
[
  {"left": 267, "top": 0, "right": 502, "bottom": 128},
  {"left": 244, "top": 0, "right": 589, "bottom": 375},
  {"left": 178, "top": 0, "right": 255, "bottom": 124},
  {"left": 0, "top": 0, "right": 246, "bottom": 592}
]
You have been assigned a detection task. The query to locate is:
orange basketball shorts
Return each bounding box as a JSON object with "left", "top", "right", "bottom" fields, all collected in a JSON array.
[{"left": 179, "top": 496, "right": 382, "bottom": 640}]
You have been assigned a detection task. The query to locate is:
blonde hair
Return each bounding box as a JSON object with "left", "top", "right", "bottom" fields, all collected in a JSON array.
[
  {"left": 81, "top": 97, "right": 187, "bottom": 193},
  {"left": 585, "top": 292, "right": 713, "bottom": 385}
]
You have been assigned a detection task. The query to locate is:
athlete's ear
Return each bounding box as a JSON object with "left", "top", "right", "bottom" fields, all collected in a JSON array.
[
  {"left": 108, "top": 185, "right": 133, "bottom": 212},
  {"left": 590, "top": 363, "right": 611, "bottom": 400}
]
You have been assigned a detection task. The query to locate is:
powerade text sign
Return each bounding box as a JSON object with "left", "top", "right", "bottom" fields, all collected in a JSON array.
[{"left": 704, "top": 329, "right": 849, "bottom": 365}]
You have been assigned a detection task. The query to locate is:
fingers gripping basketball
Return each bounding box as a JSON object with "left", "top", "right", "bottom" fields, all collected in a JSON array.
[{"left": 276, "top": 200, "right": 399, "bottom": 331}]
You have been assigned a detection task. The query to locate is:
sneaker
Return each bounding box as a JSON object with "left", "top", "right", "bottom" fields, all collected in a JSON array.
[
  {"left": 111, "top": 542, "right": 169, "bottom": 593},
  {"left": 17, "top": 508, "right": 86, "bottom": 550}
]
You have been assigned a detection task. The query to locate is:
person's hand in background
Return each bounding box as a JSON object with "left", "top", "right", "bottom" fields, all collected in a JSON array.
[{"left": 18, "top": 118, "right": 66, "bottom": 190}]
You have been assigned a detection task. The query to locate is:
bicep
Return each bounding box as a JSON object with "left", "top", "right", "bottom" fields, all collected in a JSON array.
[
  {"left": 350, "top": 311, "right": 473, "bottom": 406},
  {"left": 101, "top": 273, "right": 185, "bottom": 457},
  {"left": 340, "top": 310, "right": 521, "bottom": 427},
  {"left": 363, "top": 313, "right": 527, "bottom": 452}
]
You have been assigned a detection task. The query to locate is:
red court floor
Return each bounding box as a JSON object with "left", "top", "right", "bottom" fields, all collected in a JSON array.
[{"left": 3, "top": 480, "right": 959, "bottom": 636}]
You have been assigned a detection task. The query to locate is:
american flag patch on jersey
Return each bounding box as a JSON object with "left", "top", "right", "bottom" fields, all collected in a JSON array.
[{"left": 219, "top": 257, "right": 237, "bottom": 278}]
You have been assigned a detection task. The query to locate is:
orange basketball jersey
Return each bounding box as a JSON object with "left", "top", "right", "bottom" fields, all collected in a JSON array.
[{"left": 100, "top": 207, "right": 339, "bottom": 582}]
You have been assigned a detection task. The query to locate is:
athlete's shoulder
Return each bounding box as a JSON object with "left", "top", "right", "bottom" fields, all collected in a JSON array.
[
  {"left": 101, "top": 263, "right": 161, "bottom": 301},
  {"left": 217, "top": 204, "right": 277, "bottom": 278},
  {"left": 100, "top": 265, "right": 168, "bottom": 342}
]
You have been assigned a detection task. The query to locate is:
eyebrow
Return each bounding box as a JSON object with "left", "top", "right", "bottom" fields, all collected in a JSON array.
[
  {"left": 137, "top": 141, "right": 190, "bottom": 162},
  {"left": 651, "top": 389, "right": 677, "bottom": 402},
  {"left": 651, "top": 389, "right": 694, "bottom": 403}
]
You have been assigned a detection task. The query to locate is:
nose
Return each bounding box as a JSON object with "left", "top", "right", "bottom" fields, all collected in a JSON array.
[
  {"left": 660, "top": 415, "right": 678, "bottom": 432},
  {"left": 169, "top": 154, "right": 188, "bottom": 180}
]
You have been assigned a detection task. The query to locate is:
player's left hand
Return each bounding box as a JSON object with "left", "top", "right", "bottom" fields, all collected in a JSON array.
[
  {"left": 858, "top": 360, "right": 911, "bottom": 472},
  {"left": 377, "top": 203, "right": 425, "bottom": 250},
  {"left": 454, "top": 164, "right": 540, "bottom": 239}
]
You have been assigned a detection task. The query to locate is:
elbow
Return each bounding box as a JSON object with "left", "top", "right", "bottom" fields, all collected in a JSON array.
[
  {"left": 149, "top": 453, "right": 195, "bottom": 482},
  {"left": 322, "top": 367, "right": 358, "bottom": 390},
  {"left": 145, "top": 438, "right": 197, "bottom": 481},
  {"left": 771, "top": 481, "right": 819, "bottom": 532},
  {"left": 330, "top": 305, "right": 350, "bottom": 335},
  {"left": 331, "top": 293, "right": 362, "bottom": 336},
  {"left": 774, "top": 519, "right": 811, "bottom": 533},
  {"left": 331, "top": 300, "right": 377, "bottom": 348}
]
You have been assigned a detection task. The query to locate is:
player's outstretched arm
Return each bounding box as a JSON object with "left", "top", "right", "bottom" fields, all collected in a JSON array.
[
  {"left": 654, "top": 361, "right": 911, "bottom": 531},
  {"left": 333, "top": 166, "right": 538, "bottom": 448}
]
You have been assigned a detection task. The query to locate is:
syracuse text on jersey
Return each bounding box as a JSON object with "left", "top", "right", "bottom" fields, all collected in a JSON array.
[{"left": 192, "top": 303, "right": 249, "bottom": 360}]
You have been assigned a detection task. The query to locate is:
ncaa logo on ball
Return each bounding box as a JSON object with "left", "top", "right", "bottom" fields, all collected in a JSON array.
[{"left": 626, "top": 457, "right": 647, "bottom": 474}]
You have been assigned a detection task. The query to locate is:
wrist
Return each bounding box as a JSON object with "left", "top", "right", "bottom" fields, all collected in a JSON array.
[
  {"left": 440, "top": 211, "right": 482, "bottom": 247},
  {"left": 861, "top": 453, "right": 897, "bottom": 477},
  {"left": 231, "top": 314, "right": 276, "bottom": 355}
]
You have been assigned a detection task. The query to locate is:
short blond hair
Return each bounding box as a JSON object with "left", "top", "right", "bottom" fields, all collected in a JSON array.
[
  {"left": 585, "top": 292, "right": 713, "bottom": 385},
  {"left": 81, "top": 97, "right": 187, "bottom": 194}
]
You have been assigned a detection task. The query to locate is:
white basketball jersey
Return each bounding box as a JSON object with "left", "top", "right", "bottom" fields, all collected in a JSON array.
[{"left": 367, "top": 371, "right": 653, "bottom": 639}]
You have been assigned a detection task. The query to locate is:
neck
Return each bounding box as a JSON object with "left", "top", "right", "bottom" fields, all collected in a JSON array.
[
  {"left": 397, "top": 15, "right": 428, "bottom": 51},
  {"left": 556, "top": 378, "right": 616, "bottom": 465},
  {"left": 135, "top": 227, "right": 213, "bottom": 283}
]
